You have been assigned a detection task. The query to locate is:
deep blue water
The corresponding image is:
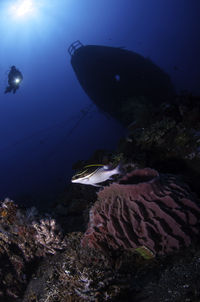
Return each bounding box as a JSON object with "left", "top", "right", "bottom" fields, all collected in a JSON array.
[{"left": 0, "top": 0, "right": 200, "bottom": 208}]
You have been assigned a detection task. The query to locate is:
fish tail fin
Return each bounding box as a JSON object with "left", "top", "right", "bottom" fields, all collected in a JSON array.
[{"left": 114, "top": 162, "right": 124, "bottom": 175}]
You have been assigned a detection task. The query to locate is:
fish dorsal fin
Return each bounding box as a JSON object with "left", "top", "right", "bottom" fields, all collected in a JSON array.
[{"left": 83, "top": 164, "right": 104, "bottom": 168}]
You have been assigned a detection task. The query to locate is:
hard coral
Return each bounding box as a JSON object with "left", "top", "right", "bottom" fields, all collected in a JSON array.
[
  {"left": 23, "top": 233, "right": 132, "bottom": 302},
  {"left": 82, "top": 168, "right": 200, "bottom": 255},
  {"left": 0, "top": 198, "right": 66, "bottom": 300}
]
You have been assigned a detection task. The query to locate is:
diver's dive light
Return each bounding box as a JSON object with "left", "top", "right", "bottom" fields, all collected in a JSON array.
[{"left": 14, "top": 78, "right": 21, "bottom": 84}]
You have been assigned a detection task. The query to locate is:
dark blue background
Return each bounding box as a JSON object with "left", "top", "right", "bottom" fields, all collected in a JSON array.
[{"left": 0, "top": 0, "right": 200, "bottom": 208}]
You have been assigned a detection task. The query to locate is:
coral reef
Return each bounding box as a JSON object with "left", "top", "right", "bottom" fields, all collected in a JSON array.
[
  {"left": 82, "top": 168, "right": 200, "bottom": 255},
  {"left": 128, "top": 245, "right": 200, "bottom": 302},
  {"left": 52, "top": 183, "right": 97, "bottom": 233},
  {"left": 118, "top": 94, "right": 200, "bottom": 188},
  {"left": 1, "top": 94, "right": 200, "bottom": 301},
  {"left": 0, "top": 198, "right": 66, "bottom": 300},
  {"left": 22, "top": 232, "right": 200, "bottom": 302},
  {"left": 131, "top": 117, "right": 200, "bottom": 161},
  {"left": 23, "top": 232, "right": 134, "bottom": 302}
]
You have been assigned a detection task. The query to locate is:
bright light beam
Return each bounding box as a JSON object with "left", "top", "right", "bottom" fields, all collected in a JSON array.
[
  {"left": 10, "top": 0, "right": 36, "bottom": 18},
  {"left": 14, "top": 78, "right": 21, "bottom": 84}
]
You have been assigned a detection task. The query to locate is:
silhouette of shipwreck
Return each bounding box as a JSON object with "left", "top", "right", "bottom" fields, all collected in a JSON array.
[{"left": 68, "top": 41, "right": 175, "bottom": 125}]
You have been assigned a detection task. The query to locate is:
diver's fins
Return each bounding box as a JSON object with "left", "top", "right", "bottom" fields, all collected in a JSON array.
[{"left": 4, "top": 86, "right": 12, "bottom": 94}]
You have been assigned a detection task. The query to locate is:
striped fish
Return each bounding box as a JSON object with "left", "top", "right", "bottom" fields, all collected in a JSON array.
[{"left": 71, "top": 164, "right": 121, "bottom": 186}]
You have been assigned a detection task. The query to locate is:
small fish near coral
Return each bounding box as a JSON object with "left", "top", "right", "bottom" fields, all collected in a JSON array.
[{"left": 71, "top": 164, "right": 121, "bottom": 186}]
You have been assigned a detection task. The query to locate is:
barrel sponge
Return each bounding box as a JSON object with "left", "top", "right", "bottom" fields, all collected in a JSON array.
[{"left": 82, "top": 168, "right": 200, "bottom": 255}]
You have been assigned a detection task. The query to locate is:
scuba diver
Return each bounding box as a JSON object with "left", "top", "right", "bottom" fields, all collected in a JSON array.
[{"left": 5, "top": 66, "right": 23, "bottom": 94}]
